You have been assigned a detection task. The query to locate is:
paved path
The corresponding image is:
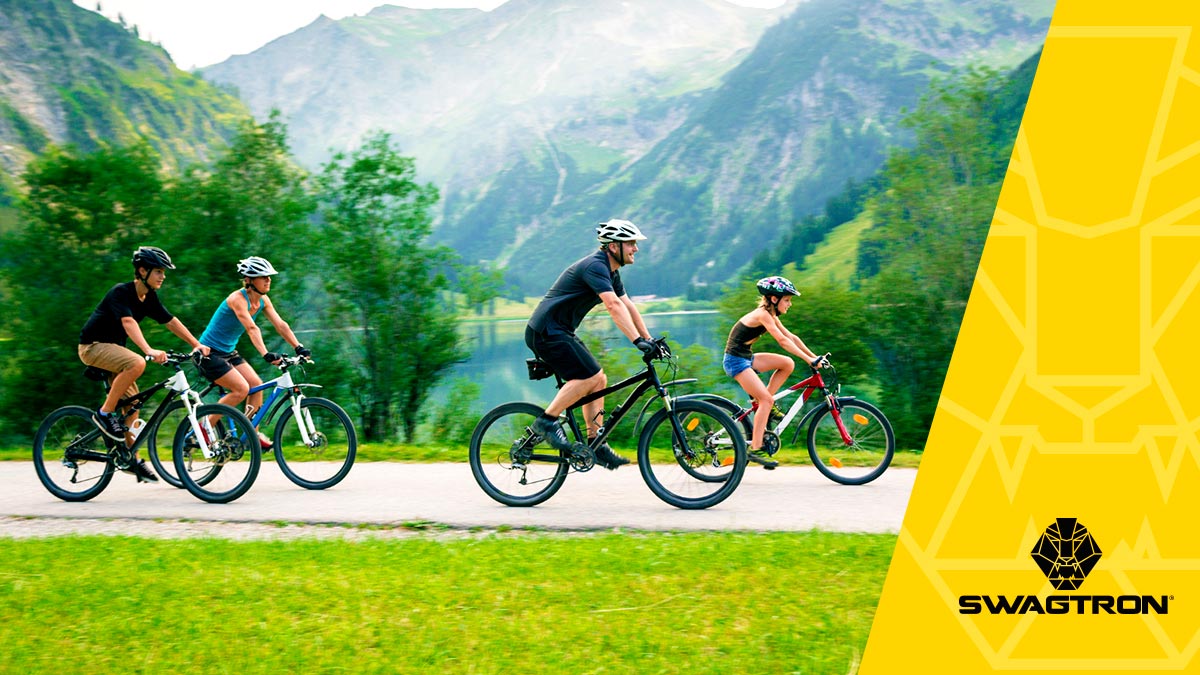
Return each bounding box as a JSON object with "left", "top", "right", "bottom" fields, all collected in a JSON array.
[{"left": 0, "top": 462, "right": 915, "bottom": 534}]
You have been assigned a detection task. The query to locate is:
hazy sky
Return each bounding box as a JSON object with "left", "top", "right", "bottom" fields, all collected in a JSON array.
[{"left": 73, "top": 0, "right": 788, "bottom": 70}]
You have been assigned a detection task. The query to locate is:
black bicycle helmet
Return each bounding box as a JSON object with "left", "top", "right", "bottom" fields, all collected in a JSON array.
[{"left": 132, "top": 246, "right": 175, "bottom": 270}]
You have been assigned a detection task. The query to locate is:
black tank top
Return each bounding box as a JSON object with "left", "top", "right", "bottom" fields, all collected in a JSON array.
[{"left": 724, "top": 320, "right": 766, "bottom": 359}]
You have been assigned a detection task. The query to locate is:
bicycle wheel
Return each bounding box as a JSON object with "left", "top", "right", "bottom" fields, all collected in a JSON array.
[
  {"left": 272, "top": 397, "right": 357, "bottom": 490},
  {"left": 469, "top": 402, "right": 569, "bottom": 507},
  {"left": 674, "top": 394, "right": 750, "bottom": 482},
  {"left": 150, "top": 400, "right": 224, "bottom": 489},
  {"left": 806, "top": 398, "right": 895, "bottom": 485},
  {"left": 32, "top": 406, "right": 115, "bottom": 502},
  {"left": 638, "top": 399, "right": 746, "bottom": 509},
  {"left": 173, "top": 403, "right": 261, "bottom": 503}
]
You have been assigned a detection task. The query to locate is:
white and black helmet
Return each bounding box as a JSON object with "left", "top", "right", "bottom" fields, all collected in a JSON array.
[
  {"left": 237, "top": 256, "right": 278, "bottom": 278},
  {"left": 596, "top": 219, "right": 648, "bottom": 243}
]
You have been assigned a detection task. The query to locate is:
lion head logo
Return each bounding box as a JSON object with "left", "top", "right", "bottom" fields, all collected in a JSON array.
[{"left": 1031, "top": 518, "right": 1102, "bottom": 591}]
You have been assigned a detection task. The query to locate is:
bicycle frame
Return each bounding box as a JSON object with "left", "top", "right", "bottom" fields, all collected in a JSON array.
[
  {"left": 202, "top": 357, "right": 324, "bottom": 448},
  {"left": 530, "top": 357, "right": 686, "bottom": 466},
  {"left": 73, "top": 360, "right": 214, "bottom": 464},
  {"left": 742, "top": 368, "right": 855, "bottom": 446}
]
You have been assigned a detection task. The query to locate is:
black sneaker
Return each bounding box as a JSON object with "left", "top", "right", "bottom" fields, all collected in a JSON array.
[
  {"left": 747, "top": 449, "right": 778, "bottom": 470},
  {"left": 130, "top": 459, "right": 159, "bottom": 483},
  {"left": 532, "top": 416, "right": 573, "bottom": 452},
  {"left": 92, "top": 409, "right": 127, "bottom": 441},
  {"left": 592, "top": 441, "right": 630, "bottom": 470}
]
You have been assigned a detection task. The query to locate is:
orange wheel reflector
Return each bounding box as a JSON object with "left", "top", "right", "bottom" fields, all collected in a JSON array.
[
  {"left": 852, "top": 413, "right": 869, "bottom": 425},
  {"left": 721, "top": 457, "right": 735, "bottom": 466},
  {"left": 686, "top": 417, "right": 700, "bottom": 431},
  {"left": 829, "top": 457, "right": 843, "bottom": 468}
]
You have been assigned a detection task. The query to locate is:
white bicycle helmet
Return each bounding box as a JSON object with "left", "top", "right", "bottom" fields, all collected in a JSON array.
[
  {"left": 237, "top": 256, "right": 278, "bottom": 278},
  {"left": 596, "top": 219, "right": 648, "bottom": 243}
]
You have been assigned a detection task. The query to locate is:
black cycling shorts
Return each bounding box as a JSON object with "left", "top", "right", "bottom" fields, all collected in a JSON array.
[
  {"left": 196, "top": 349, "right": 246, "bottom": 382},
  {"left": 525, "top": 326, "right": 601, "bottom": 381}
]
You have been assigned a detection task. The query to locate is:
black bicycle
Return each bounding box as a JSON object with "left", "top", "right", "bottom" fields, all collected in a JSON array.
[
  {"left": 469, "top": 338, "right": 747, "bottom": 510},
  {"left": 33, "top": 352, "right": 261, "bottom": 503}
]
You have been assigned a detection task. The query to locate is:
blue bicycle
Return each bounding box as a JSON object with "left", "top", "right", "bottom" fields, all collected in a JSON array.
[{"left": 150, "top": 355, "right": 356, "bottom": 490}]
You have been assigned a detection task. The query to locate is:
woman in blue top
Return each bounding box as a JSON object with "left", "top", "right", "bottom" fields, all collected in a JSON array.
[{"left": 197, "top": 256, "right": 309, "bottom": 448}]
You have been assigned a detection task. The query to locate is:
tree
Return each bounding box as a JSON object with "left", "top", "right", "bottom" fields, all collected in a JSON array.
[
  {"left": 0, "top": 142, "right": 167, "bottom": 431},
  {"left": 457, "top": 263, "right": 506, "bottom": 316},
  {"left": 162, "top": 112, "right": 315, "bottom": 326},
  {"left": 857, "top": 67, "right": 1016, "bottom": 447},
  {"left": 316, "top": 131, "right": 467, "bottom": 442}
]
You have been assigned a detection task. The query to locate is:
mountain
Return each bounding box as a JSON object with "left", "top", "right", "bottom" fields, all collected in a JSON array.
[
  {"left": 202, "top": 0, "right": 789, "bottom": 173},
  {"left": 494, "top": 0, "right": 1054, "bottom": 295},
  {"left": 202, "top": 0, "right": 1051, "bottom": 295},
  {"left": 0, "top": 0, "right": 250, "bottom": 196}
]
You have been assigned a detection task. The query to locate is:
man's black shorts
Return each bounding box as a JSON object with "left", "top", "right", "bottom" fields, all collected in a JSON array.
[
  {"left": 525, "top": 326, "right": 601, "bottom": 381},
  {"left": 196, "top": 349, "right": 246, "bottom": 382}
]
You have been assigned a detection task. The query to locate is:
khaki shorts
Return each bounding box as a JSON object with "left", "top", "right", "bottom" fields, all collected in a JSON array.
[{"left": 78, "top": 343, "right": 141, "bottom": 398}]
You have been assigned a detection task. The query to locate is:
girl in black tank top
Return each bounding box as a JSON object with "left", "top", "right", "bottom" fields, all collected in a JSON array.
[{"left": 722, "top": 277, "right": 823, "bottom": 469}]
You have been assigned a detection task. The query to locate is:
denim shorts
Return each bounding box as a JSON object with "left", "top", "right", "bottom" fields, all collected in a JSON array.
[{"left": 723, "top": 353, "right": 754, "bottom": 378}]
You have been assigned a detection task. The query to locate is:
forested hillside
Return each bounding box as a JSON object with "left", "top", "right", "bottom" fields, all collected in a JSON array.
[
  {"left": 0, "top": 0, "right": 250, "bottom": 190},
  {"left": 718, "top": 50, "right": 1043, "bottom": 448}
]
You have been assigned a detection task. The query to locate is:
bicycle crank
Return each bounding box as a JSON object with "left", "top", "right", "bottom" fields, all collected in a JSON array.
[
  {"left": 568, "top": 442, "right": 595, "bottom": 472},
  {"left": 761, "top": 431, "right": 780, "bottom": 456}
]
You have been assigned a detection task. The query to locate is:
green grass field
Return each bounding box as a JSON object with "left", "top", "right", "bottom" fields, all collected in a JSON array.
[{"left": 0, "top": 531, "right": 894, "bottom": 674}]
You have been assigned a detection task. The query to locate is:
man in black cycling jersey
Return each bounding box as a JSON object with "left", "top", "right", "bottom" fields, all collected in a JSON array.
[{"left": 525, "top": 219, "right": 661, "bottom": 469}]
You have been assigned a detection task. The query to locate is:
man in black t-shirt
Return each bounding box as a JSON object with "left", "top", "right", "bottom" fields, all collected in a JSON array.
[
  {"left": 524, "top": 219, "right": 660, "bottom": 469},
  {"left": 77, "top": 246, "right": 210, "bottom": 482}
]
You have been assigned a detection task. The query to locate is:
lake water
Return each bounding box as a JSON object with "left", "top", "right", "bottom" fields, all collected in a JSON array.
[{"left": 435, "top": 311, "right": 724, "bottom": 410}]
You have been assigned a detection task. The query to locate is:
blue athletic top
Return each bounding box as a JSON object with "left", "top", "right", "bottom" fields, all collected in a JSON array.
[{"left": 199, "top": 289, "right": 263, "bottom": 353}]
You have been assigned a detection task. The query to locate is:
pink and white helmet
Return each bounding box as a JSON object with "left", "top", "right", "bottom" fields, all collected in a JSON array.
[{"left": 756, "top": 276, "right": 798, "bottom": 297}]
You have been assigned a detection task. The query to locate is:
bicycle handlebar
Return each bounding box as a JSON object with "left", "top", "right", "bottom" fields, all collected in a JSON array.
[
  {"left": 641, "top": 337, "right": 673, "bottom": 364},
  {"left": 144, "top": 351, "right": 197, "bottom": 366},
  {"left": 276, "top": 354, "right": 314, "bottom": 369}
]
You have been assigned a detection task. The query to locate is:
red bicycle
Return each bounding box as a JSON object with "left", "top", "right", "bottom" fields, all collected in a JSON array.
[{"left": 685, "top": 355, "right": 895, "bottom": 485}]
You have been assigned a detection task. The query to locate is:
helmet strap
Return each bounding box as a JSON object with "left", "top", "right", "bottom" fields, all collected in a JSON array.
[
  {"left": 244, "top": 277, "right": 268, "bottom": 296},
  {"left": 134, "top": 267, "right": 152, "bottom": 294},
  {"left": 605, "top": 242, "right": 626, "bottom": 267}
]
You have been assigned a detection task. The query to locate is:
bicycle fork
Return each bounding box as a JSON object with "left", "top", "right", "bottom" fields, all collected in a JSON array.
[
  {"left": 288, "top": 394, "right": 321, "bottom": 448},
  {"left": 826, "top": 395, "right": 855, "bottom": 445},
  {"left": 182, "top": 390, "right": 216, "bottom": 459}
]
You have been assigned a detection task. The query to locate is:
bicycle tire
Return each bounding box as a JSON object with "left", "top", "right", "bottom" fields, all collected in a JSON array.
[
  {"left": 674, "top": 394, "right": 750, "bottom": 482},
  {"left": 146, "top": 400, "right": 219, "bottom": 489},
  {"left": 173, "top": 403, "right": 261, "bottom": 503},
  {"left": 637, "top": 399, "right": 747, "bottom": 509},
  {"left": 469, "top": 402, "right": 569, "bottom": 507},
  {"left": 806, "top": 398, "right": 894, "bottom": 485},
  {"left": 272, "top": 397, "right": 357, "bottom": 490},
  {"left": 32, "top": 405, "right": 115, "bottom": 502}
]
